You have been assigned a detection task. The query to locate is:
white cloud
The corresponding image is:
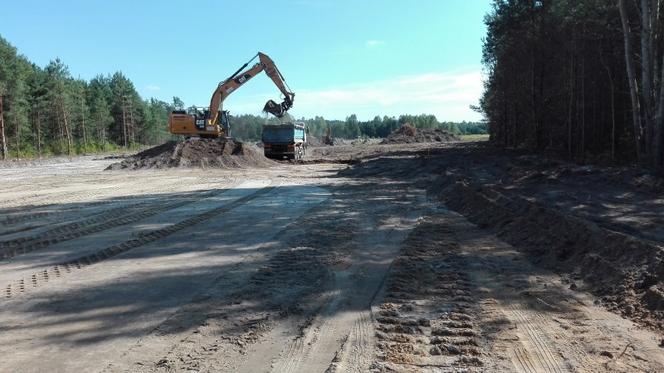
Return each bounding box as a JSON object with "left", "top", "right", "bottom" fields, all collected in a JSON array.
[
  {"left": 365, "top": 40, "right": 386, "bottom": 47},
  {"left": 226, "top": 70, "right": 484, "bottom": 122},
  {"left": 146, "top": 85, "right": 161, "bottom": 91}
]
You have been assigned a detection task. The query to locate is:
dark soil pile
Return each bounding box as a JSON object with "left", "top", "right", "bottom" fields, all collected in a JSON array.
[
  {"left": 105, "top": 138, "right": 275, "bottom": 170},
  {"left": 381, "top": 124, "right": 459, "bottom": 144}
]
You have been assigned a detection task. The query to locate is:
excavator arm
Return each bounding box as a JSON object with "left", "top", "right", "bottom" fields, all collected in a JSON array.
[
  {"left": 168, "top": 52, "right": 294, "bottom": 138},
  {"left": 208, "top": 52, "right": 295, "bottom": 126}
]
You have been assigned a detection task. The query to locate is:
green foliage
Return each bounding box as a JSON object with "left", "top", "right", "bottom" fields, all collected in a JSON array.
[
  {"left": 172, "top": 96, "right": 184, "bottom": 110},
  {"left": 229, "top": 112, "right": 486, "bottom": 142},
  {"left": 0, "top": 35, "right": 174, "bottom": 158},
  {"left": 481, "top": 0, "right": 639, "bottom": 161}
]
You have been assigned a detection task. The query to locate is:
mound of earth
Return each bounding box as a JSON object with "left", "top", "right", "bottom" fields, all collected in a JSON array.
[
  {"left": 381, "top": 124, "right": 459, "bottom": 144},
  {"left": 105, "top": 138, "right": 275, "bottom": 170},
  {"left": 435, "top": 177, "right": 664, "bottom": 330}
]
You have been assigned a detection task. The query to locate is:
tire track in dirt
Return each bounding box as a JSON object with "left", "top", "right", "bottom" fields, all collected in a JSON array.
[
  {"left": 477, "top": 277, "right": 597, "bottom": 373},
  {"left": 370, "top": 218, "right": 487, "bottom": 371},
  {"left": 0, "top": 175, "right": 233, "bottom": 224},
  {"left": 434, "top": 178, "right": 664, "bottom": 332},
  {"left": 0, "top": 194, "right": 171, "bottom": 239},
  {"left": 1, "top": 202, "right": 154, "bottom": 252},
  {"left": 326, "top": 310, "right": 375, "bottom": 372},
  {"left": 0, "top": 185, "right": 120, "bottom": 211},
  {"left": 0, "top": 193, "right": 155, "bottom": 229},
  {"left": 506, "top": 305, "right": 566, "bottom": 373},
  {"left": 127, "top": 180, "right": 417, "bottom": 373},
  {"left": 3, "top": 184, "right": 276, "bottom": 300},
  {"left": 123, "top": 244, "right": 332, "bottom": 373},
  {"left": 95, "top": 184, "right": 332, "bottom": 373},
  {"left": 277, "top": 226, "right": 425, "bottom": 373},
  {"left": 237, "top": 183, "right": 432, "bottom": 373},
  {"left": 0, "top": 181, "right": 329, "bottom": 373},
  {"left": 0, "top": 174, "right": 166, "bottom": 209},
  {"left": 0, "top": 184, "right": 240, "bottom": 260},
  {"left": 0, "top": 175, "right": 235, "bottom": 217},
  {"left": 443, "top": 207, "right": 664, "bottom": 373},
  {"left": 249, "top": 248, "right": 334, "bottom": 373},
  {"left": 272, "top": 283, "right": 340, "bottom": 373}
]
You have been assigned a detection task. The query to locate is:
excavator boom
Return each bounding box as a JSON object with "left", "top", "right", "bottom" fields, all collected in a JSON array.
[{"left": 208, "top": 52, "right": 294, "bottom": 127}]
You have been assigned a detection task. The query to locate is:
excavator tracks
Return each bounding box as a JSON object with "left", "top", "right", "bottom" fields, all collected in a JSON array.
[
  {"left": 0, "top": 189, "right": 231, "bottom": 260},
  {"left": 3, "top": 184, "right": 276, "bottom": 300},
  {"left": 372, "top": 219, "right": 486, "bottom": 371}
]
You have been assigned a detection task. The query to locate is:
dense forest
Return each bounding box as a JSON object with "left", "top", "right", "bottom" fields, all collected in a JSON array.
[
  {"left": 0, "top": 35, "right": 485, "bottom": 159},
  {"left": 0, "top": 36, "right": 173, "bottom": 159},
  {"left": 231, "top": 114, "right": 486, "bottom": 142},
  {"left": 482, "top": 0, "right": 664, "bottom": 169}
]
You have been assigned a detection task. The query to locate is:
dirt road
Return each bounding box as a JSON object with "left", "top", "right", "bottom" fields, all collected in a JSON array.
[{"left": 1, "top": 143, "right": 663, "bottom": 372}]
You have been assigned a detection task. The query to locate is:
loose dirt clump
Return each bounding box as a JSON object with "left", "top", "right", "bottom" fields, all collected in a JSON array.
[
  {"left": 105, "top": 138, "right": 275, "bottom": 170},
  {"left": 381, "top": 124, "right": 459, "bottom": 144}
]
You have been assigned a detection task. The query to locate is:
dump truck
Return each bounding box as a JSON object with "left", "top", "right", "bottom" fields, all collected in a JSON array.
[{"left": 262, "top": 122, "right": 306, "bottom": 160}]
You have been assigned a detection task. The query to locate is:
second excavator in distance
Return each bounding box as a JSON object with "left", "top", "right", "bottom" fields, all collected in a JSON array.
[{"left": 168, "top": 52, "right": 295, "bottom": 138}]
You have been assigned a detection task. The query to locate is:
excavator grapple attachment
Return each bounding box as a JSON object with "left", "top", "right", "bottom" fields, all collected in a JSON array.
[{"left": 263, "top": 97, "right": 293, "bottom": 118}]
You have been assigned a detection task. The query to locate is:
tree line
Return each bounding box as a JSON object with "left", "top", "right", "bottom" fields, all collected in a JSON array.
[
  {"left": 231, "top": 113, "right": 486, "bottom": 142},
  {"left": 0, "top": 35, "right": 174, "bottom": 159},
  {"left": 481, "top": 0, "right": 664, "bottom": 169}
]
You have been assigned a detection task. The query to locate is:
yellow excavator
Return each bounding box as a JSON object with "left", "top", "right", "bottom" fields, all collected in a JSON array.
[{"left": 168, "top": 52, "right": 295, "bottom": 138}]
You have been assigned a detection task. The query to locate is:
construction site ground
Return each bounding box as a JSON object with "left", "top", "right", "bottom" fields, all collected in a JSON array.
[{"left": 1, "top": 141, "right": 664, "bottom": 372}]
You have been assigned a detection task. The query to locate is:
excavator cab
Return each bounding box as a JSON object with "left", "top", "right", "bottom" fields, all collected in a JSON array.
[
  {"left": 218, "top": 110, "right": 231, "bottom": 136},
  {"left": 192, "top": 107, "right": 206, "bottom": 130}
]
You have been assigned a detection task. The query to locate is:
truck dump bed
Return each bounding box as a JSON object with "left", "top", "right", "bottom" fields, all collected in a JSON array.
[{"left": 262, "top": 122, "right": 306, "bottom": 159}]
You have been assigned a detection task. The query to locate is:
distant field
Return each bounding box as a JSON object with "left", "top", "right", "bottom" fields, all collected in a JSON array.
[{"left": 460, "top": 134, "right": 490, "bottom": 142}]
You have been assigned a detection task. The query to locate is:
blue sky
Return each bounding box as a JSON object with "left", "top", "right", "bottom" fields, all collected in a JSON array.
[{"left": 1, "top": 1, "right": 491, "bottom": 121}]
